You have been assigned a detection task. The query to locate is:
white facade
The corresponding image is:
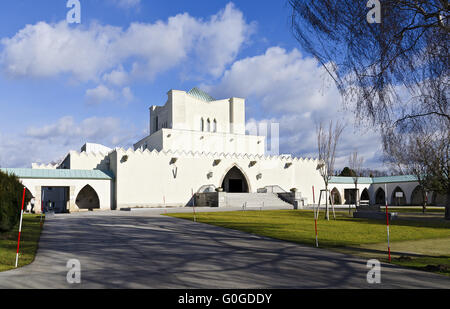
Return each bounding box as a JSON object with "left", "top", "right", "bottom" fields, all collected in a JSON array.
[
  {"left": 11, "top": 87, "right": 444, "bottom": 213},
  {"left": 134, "top": 88, "right": 265, "bottom": 156}
]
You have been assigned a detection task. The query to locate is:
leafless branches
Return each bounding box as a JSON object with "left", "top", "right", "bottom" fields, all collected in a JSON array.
[{"left": 317, "top": 120, "right": 345, "bottom": 219}]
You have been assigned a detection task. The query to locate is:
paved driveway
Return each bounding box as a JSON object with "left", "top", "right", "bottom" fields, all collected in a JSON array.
[{"left": 0, "top": 209, "right": 449, "bottom": 289}]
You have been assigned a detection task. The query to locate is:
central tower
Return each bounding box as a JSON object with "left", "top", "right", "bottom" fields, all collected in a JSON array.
[{"left": 134, "top": 88, "right": 265, "bottom": 156}]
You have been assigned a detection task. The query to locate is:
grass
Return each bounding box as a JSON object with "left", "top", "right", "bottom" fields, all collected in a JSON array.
[
  {"left": 167, "top": 209, "right": 450, "bottom": 276},
  {"left": 380, "top": 206, "right": 445, "bottom": 213},
  {"left": 0, "top": 214, "right": 45, "bottom": 272}
]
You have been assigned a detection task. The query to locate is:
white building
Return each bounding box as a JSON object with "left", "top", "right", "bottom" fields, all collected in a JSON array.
[{"left": 1, "top": 88, "right": 446, "bottom": 213}]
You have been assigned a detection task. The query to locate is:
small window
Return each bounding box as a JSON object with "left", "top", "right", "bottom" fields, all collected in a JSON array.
[
  {"left": 200, "top": 118, "right": 204, "bottom": 131},
  {"left": 207, "top": 119, "right": 211, "bottom": 132},
  {"left": 213, "top": 119, "right": 217, "bottom": 132}
]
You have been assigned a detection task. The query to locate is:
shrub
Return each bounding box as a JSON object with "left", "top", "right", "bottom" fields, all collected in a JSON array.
[{"left": 0, "top": 170, "right": 30, "bottom": 232}]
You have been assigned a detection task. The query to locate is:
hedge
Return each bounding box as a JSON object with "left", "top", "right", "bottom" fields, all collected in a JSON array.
[{"left": 0, "top": 170, "right": 31, "bottom": 232}]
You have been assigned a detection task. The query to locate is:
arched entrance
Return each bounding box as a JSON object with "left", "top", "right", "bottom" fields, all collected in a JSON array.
[
  {"left": 375, "top": 188, "right": 385, "bottom": 204},
  {"left": 360, "top": 188, "right": 370, "bottom": 201},
  {"left": 411, "top": 186, "right": 425, "bottom": 205},
  {"left": 75, "top": 185, "right": 100, "bottom": 210},
  {"left": 331, "top": 188, "right": 342, "bottom": 205},
  {"left": 432, "top": 191, "right": 446, "bottom": 206},
  {"left": 221, "top": 166, "right": 249, "bottom": 193},
  {"left": 391, "top": 186, "right": 407, "bottom": 206}
]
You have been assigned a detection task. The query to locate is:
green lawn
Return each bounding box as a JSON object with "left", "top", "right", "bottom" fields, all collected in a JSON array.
[
  {"left": 0, "top": 214, "right": 45, "bottom": 272},
  {"left": 167, "top": 209, "right": 450, "bottom": 276},
  {"left": 381, "top": 206, "right": 445, "bottom": 213}
]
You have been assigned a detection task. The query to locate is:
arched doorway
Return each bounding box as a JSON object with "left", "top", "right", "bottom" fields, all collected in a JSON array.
[
  {"left": 360, "top": 188, "right": 370, "bottom": 201},
  {"left": 411, "top": 186, "right": 425, "bottom": 205},
  {"left": 75, "top": 185, "right": 100, "bottom": 210},
  {"left": 391, "top": 186, "right": 407, "bottom": 206},
  {"left": 331, "top": 188, "right": 342, "bottom": 205},
  {"left": 432, "top": 191, "right": 446, "bottom": 206},
  {"left": 221, "top": 166, "right": 249, "bottom": 193},
  {"left": 375, "top": 188, "right": 385, "bottom": 205}
]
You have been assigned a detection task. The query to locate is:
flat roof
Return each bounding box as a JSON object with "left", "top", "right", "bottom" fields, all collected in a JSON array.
[
  {"left": 330, "top": 175, "right": 418, "bottom": 184},
  {"left": 0, "top": 168, "right": 114, "bottom": 180}
]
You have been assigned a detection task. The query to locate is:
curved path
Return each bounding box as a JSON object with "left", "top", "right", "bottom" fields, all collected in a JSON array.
[{"left": 0, "top": 208, "right": 449, "bottom": 289}]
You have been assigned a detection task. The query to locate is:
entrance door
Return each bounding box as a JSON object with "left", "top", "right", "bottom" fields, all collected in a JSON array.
[
  {"left": 221, "top": 166, "right": 249, "bottom": 193},
  {"left": 228, "top": 179, "right": 244, "bottom": 193}
]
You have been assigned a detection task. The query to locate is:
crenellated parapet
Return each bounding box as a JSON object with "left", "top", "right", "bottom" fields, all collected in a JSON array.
[
  {"left": 110, "top": 147, "right": 318, "bottom": 165},
  {"left": 31, "top": 163, "right": 58, "bottom": 170}
]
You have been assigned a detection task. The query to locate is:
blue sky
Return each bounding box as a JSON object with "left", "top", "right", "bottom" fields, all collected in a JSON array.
[{"left": 0, "top": 0, "right": 383, "bottom": 170}]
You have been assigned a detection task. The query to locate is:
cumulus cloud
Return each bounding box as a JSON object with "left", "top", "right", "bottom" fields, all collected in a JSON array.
[
  {"left": 102, "top": 65, "right": 129, "bottom": 86},
  {"left": 85, "top": 85, "right": 117, "bottom": 105},
  {"left": 121, "top": 87, "right": 134, "bottom": 103},
  {"left": 204, "top": 47, "right": 383, "bottom": 170},
  {"left": 0, "top": 116, "right": 140, "bottom": 168},
  {"left": 112, "top": 0, "right": 141, "bottom": 9},
  {"left": 0, "top": 3, "right": 253, "bottom": 83}
]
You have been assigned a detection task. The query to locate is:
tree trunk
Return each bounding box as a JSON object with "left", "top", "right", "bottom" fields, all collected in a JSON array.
[
  {"left": 445, "top": 188, "right": 450, "bottom": 220},
  {"left": 325, "top": 186, "right": 329, "bottom": 221},
  {"left": 421, "top": 190, "right": 427, "bottom": 214}
]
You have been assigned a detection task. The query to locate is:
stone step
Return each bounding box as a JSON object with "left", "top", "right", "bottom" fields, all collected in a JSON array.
[{"left": 224, "top": 193, "right": 292, "bottom": 207}]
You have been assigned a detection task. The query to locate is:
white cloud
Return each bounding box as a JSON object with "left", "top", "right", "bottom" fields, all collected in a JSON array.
[
  {"left": 103, "top": 65, "right": 129, "bottom": 86},
  {"left": 0, "top": 116, "right": 140, "bottom": 168},
  {"left": 112, "top": 0, "right": 141, "bottom": 9},
  {"left": 204, "top": 47, "right": 384, "bottom": 170},
  {"left": 0, "top": 21, "right": 119, "bottom": 81},
  {"left": 0, "top": 3, "right": 253, "bottom": 83},
  {"left": 121, "top": 87, "right": 134, "bottom": 103},
  {"left": 85, "top": 84, "right": 117, "bottom": 105}
]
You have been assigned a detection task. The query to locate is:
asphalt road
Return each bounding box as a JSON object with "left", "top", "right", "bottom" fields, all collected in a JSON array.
[{"left": 0, "top": 208, "right": 449, "bottom": 289}]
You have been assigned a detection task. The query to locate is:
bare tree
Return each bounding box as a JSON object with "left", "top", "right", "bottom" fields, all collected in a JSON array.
[
  {"left": 289, "top": 0, "right": 450, "bottom": 219},
  {"left": 383, "top": 113, "right": 449, "bottom": 215},
  {"left": 349, "top": 151, "right": 364, "bottom": 209},
  {"left": 317, "top": 120, "right": 345, "bottom": 220},
  {"left": 289, "top": 0, "right": 449, "bottom": 125}
]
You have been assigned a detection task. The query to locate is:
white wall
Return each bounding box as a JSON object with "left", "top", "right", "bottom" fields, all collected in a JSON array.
[
  {"left": 63, "top": 151, "right": 110, "bottom": 171},
  {"left": 135, "top": 128, "right": 265, "bottom": 156},
  {"left": 109, "top": 148, "right": 324, "bottom": 208},
  {"left": 20, "top": 178, "right": 112, "bottom": 212}
]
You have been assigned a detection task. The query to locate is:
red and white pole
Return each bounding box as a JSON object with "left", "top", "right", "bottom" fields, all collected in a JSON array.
[
  {"left": 312, "top": 186, "right": 318, "bottom": 247},
  {"left": 15, "top": 187, "right": 26, "bottom": 268},
  {"left": 384, "top": 184, "right": 391, "bottom": 262}
]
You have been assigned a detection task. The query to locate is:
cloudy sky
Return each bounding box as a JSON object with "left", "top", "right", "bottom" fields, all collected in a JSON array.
[{"left": 0, "top": 0, "right": 383, "bottom": 170}]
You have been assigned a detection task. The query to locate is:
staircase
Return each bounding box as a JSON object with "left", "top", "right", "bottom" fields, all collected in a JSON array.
[{"left": 224, "top": 193, "right": 293, "bottom": 208}]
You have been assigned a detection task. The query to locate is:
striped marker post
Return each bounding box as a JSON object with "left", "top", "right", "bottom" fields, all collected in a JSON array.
[
  {"left": 312, "top": 186, "right": 318, "bottom": 248},
  {"left": 15, "top": 187, "right": 26, "bottom": 268},
  {"left": 384, "top": 184, "right": 391, "bottom": 262}
]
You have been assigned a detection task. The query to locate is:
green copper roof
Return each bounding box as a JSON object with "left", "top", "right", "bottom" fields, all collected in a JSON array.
[
  {"left": 329, "top": 176, "right": 373, "bottom": 184},
  {"left": 0, "top": 168, "right": 114, "bottom": 180},
  {"left": 187, "top": 87, "right": 216, "bottom": 102},
  {"left": 330, "top": 175, "right": 418, "bottom": 184},
  {"left": 371, "top": 175, "right": 418, "bottom": 183}
]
